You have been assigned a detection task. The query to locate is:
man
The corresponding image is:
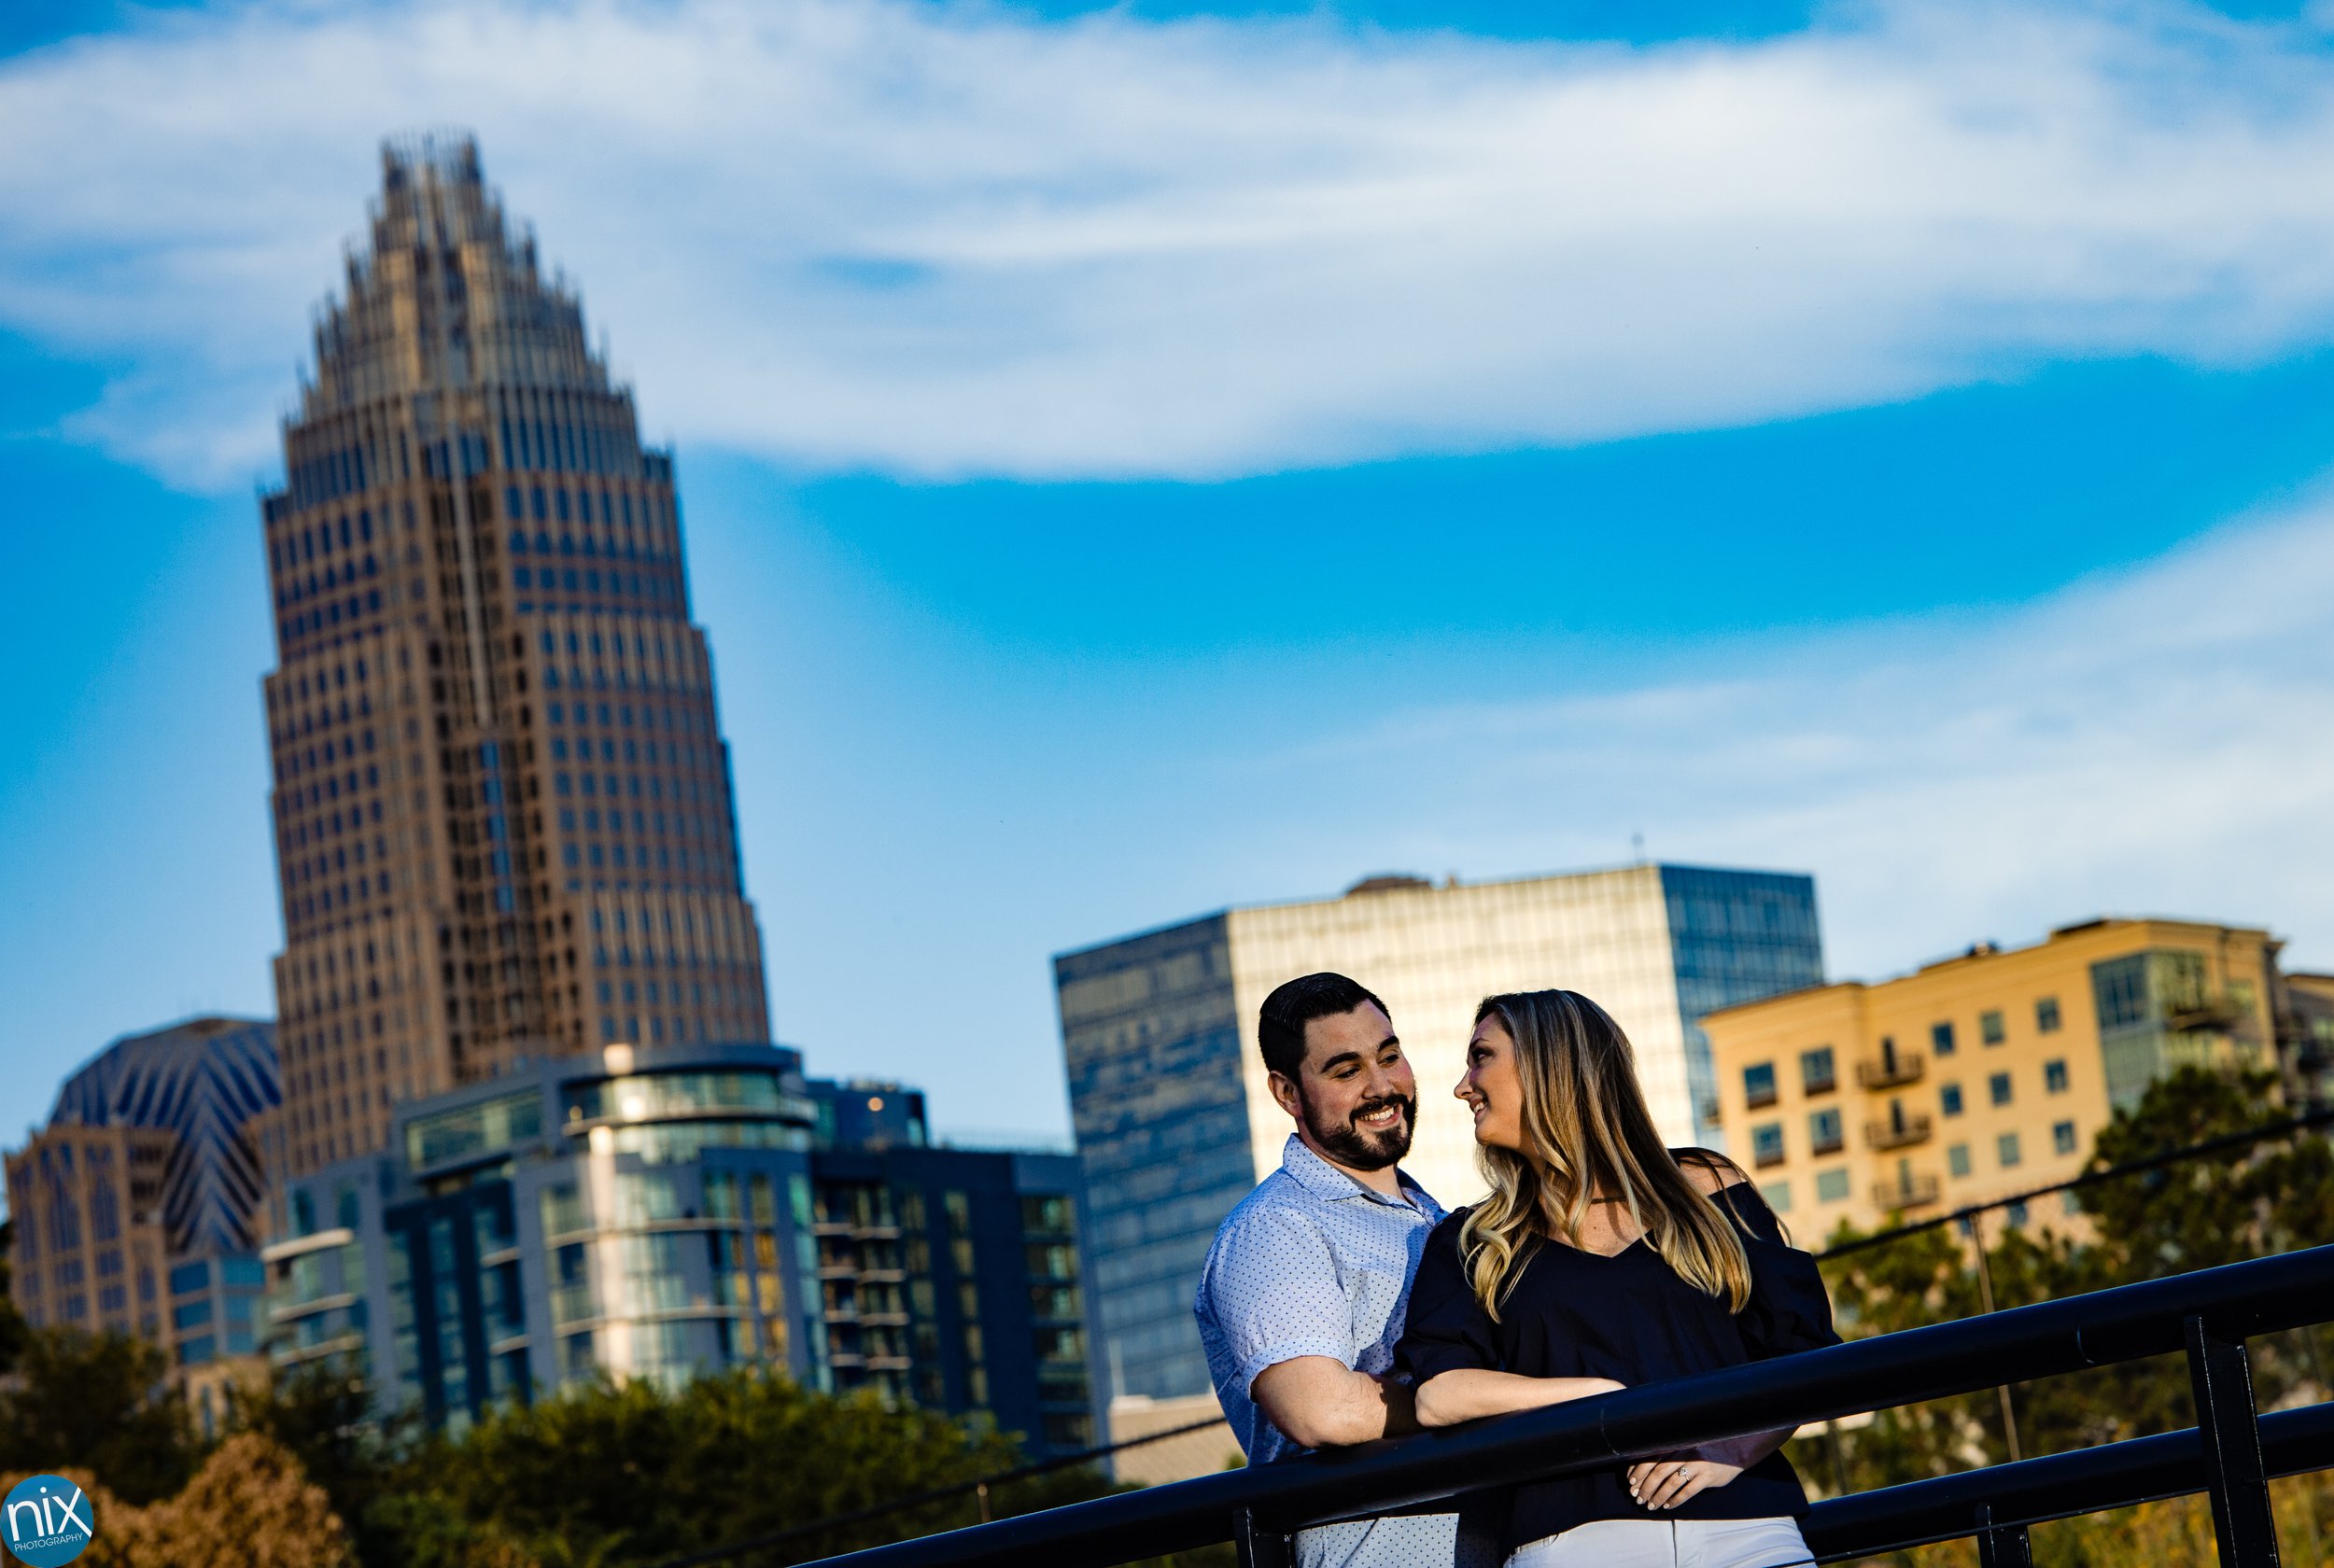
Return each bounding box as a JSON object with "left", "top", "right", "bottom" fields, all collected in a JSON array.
[{"left": 1194, "top": 973, "right": 1492, "bottom": 1568}]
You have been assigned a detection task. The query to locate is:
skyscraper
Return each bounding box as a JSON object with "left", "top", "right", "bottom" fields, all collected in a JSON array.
[
  {"left": 261, "top": 138, "right": 769, "bottom": 1179},
  {"left": 1054, "top": 863, "right": 1823, "bottom": 1401},
  {"left": 6, "top": 1016, "right": 280, "bottom": 1380}
]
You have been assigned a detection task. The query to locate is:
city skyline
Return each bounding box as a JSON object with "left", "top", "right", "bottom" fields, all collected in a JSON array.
[{"left": 8, "top": 0, "right": 2334, "bottom": 1153}]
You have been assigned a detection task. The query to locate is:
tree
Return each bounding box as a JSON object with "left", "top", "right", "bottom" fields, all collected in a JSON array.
[
  {"left": 0, "top": 1220, "right": 35, "bottom": 1377},
  {"left": 148, "top": 1433, "right": 353, "bottom": 1568},
  {"left": 228, "top": 1356, "right": 412, "bottom": 1568},
  {"left": 0, "top": 1435, "right": 352, "bottom": 1568},
  {"left": 364, "top": 1367, "right": 1227, "bottom": 1568},
  {"left": 0, "top": 1328, "right": 198, "bottom": 1504},
  {"left": 1798, "top": 1066, "right": 2334, "bottom": 1504}
]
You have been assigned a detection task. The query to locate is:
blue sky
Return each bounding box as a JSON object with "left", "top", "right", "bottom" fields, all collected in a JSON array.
[{"left": 7, "top": 0, "right": 2334, "bottom": 1148}]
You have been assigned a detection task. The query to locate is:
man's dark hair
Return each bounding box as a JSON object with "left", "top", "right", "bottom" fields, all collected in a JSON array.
[{"left": 1258, "top": 973, "right": 1390, "bottom": 1079}]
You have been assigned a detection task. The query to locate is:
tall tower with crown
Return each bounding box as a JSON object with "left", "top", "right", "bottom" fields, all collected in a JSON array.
[{"left": 260, "top": 137, "right": 771, "bottom": 1177}]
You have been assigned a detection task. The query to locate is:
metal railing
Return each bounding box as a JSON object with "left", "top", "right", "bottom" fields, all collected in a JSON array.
[
  {"left": 1857, "top": 1051, "right": 1927, "bottom": 1089},
  {"left": 799, "top": 1242, "right": 2334, "bottom": 1568},
  {"left": 1867, "top": 1112, "right": 1934, "bottom": 1150}
]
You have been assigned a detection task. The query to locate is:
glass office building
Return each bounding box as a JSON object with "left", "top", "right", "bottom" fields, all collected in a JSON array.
[
  {"left": 1055, "top": 862, "right": 1823, "bottom": 1401},
  {"left": 265, "top": 1041, "right": 1102, "bottom": 1452}
]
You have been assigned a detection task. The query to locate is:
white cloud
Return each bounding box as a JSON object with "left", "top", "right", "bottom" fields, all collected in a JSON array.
[
  {"left": 7, "top": 0, "right": 2334, "bottom": 483},
  {"left": 1258, "top": 497, "right": 2334, "bottom": 980}
]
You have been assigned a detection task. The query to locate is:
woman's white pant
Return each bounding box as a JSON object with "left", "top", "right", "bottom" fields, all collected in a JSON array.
[{"left": 1505, "top": 1517, "right": 1812, "bottom": 1568}]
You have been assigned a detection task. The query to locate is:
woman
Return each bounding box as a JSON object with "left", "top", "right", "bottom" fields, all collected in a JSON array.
[{"left": 1398, "top": 989, "right": 1838, "bottom": 1568}]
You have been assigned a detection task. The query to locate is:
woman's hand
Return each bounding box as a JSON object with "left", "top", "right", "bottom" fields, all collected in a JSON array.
[{"left": 1626, "top": 1455, "right": 1742, "bottom": 1511}]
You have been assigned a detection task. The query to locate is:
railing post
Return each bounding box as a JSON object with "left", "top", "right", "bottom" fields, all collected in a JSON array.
[
  {"left": 2185, "top": 1314, "right": 2282, "bottom": 1567},
  {"left": 1234, "top": 1507, "right": 1292, "bottom": 1568},
  {"left": 1975, "top": 1504, "right": 2033, "bottom": 1568}
]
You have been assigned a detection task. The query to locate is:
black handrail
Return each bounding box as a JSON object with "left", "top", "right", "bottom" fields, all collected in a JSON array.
[
  {"left": 799, "top": 1241, "right": 2334, "bottom": 1568},
  {"left": 1803, "top": 1397, "right": 2334, "bottom": 1561}
]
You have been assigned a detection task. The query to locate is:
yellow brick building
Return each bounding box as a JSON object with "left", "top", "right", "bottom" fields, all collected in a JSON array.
[{"left": 1703, "top": 918, "right": 2284, "bottom": 1240}]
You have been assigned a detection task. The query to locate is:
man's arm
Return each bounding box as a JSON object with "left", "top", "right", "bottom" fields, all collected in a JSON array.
[{"left": 1251, "top": 1355, "right": 1415, "bottom": 1449}]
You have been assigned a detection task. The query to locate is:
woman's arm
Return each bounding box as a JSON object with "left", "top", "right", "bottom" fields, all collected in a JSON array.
[{"left": 1413, "top": 1368, "right": 1624, "bottom": 1428}]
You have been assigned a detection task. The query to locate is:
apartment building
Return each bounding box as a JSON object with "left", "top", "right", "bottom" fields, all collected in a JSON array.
[{"left": 1705, "top": 917, "right": 2285, "bottom": 1239}]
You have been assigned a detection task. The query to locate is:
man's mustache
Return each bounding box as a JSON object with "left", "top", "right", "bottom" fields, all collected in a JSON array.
[{"left": 1349, "top": 1095, "right": 1413, "bottom": 1127}]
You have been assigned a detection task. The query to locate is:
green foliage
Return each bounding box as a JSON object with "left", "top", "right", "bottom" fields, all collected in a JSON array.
[
  {"left": 0, "top": 1327, "right": 199, "bottom": 1504},
  {"left": 1795, "top": 1066, "right": 2334, "bottom": 1505},
  {"left": 0, "top": 1220, "right": 34, "bottom": 1376},
  {"left": 228, "top": 1356, "right": 413, "bottom": 1567},
  {"left": 359, "top": 1365, "right": 1154, "bottom": 1568}
]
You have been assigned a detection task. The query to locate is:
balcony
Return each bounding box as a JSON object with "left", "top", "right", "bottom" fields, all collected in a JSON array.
[
  {"left": 2168, "top": 994, "right": 2246, "bottom": 1031},
  {"left": 1872, "top": 1173, "right": 1942, "bottom": 1210},
  {"left": 549, "top": 1282, "right": 597, "bottom": 1327},
  {"left": 1857, "top": 1051, "right": 1926, "bottom": 1089},
  {"left": 1867, "top": 1113, "right": 1933, "bottom": 1150},
  {"left": 1809, "top": 1128, "right": 1846, "bottom": 1157}
]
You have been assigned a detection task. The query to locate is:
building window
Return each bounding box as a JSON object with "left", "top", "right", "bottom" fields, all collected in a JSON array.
[
  {"left": 1980, "top": 1010, "right": 2006, "bottom": 1046},
  {"left": 2036, "top": 996, "right": 2062, "bottom": 1033},
  {"left": 1744, "top": 1063, "right": 1778, "bottom": 1110},
  {"left": 2092, "top": 957, "right": 2150, "bottom": 1031},
  {"left": 1948, "top": 1143, "right": 1973, "bottom": 1178},
  {"left": 1808, "top": 1108, "right": 1843, "bottom": 1155},
  {"left": 1800, "top": 1047, "right": 1836, "bottom": 1096},
  {"left": 1759, "top": 1181, "right": 1791, "bottom": 1213},
  {"left": 2045, "top": 1059, "right": 2069, "bottom": 1094},
  {"left": 1931, "top": 1021, "right": 1956, "bottom": 1056},
  {"left": 1998, "top": 1132, "right": 2023, "bottom": 1168},
  {"left": 1989, "top": 1072, "right": 2013, "bottom": 1107},
  {"left": 1815, "top": 1169, "right": 1850, "bottom": 1203},
  {"left": 1941, "top": 1083, "right": 1964, "bottom": 1117},
  {"left": 1751, "top": 1123, "right": 1785, "bottom": 1168},
  {"left": 2053, "top": 1120, "right": 2078, "bottom": 1155}
]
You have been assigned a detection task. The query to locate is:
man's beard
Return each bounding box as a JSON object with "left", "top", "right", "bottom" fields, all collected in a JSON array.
[{"left": 1303, "top": 1090, "right": 1417, "bottom": 1170}]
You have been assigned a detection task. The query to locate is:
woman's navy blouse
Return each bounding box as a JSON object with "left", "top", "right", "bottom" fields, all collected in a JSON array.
[{"left": 1395, "top": 1171, "right": 1839, "bottom": 1556}]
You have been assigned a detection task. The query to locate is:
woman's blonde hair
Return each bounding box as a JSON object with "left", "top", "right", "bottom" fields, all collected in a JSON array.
[{"left": 1459, "top": 989, "right": 1752, "bottom": 1320}]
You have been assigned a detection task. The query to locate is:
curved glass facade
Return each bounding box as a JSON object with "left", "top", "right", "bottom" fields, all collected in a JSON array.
[
  {"left": 269, "top": 1041, "right": 1103, "bottom": 1455},
  {"left": 562, "top": 1070, "right": 808, "bottom": 1127}
]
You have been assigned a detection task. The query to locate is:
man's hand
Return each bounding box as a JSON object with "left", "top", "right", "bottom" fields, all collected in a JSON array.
[{"left": 1626, "top": 1455, "right": 1742, "bottom": 1511}]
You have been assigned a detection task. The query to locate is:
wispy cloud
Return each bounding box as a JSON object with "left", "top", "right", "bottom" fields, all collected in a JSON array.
[
  {"left": 7, "top": 0, "right": 2334, "bottom": 483},
  {"left": 1251, "top": 497, "right": 2334, "bottom": 974}
]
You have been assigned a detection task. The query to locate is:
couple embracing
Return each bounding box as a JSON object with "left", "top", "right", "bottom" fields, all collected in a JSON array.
[{"left": 1194, "top": 974, "right": 1839, "bottom": 1568}]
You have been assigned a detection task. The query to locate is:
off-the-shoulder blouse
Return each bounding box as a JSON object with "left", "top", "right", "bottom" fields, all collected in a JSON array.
[{"left": 1395, "top": 1169, "right": 1839, "bottom": 1556}]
